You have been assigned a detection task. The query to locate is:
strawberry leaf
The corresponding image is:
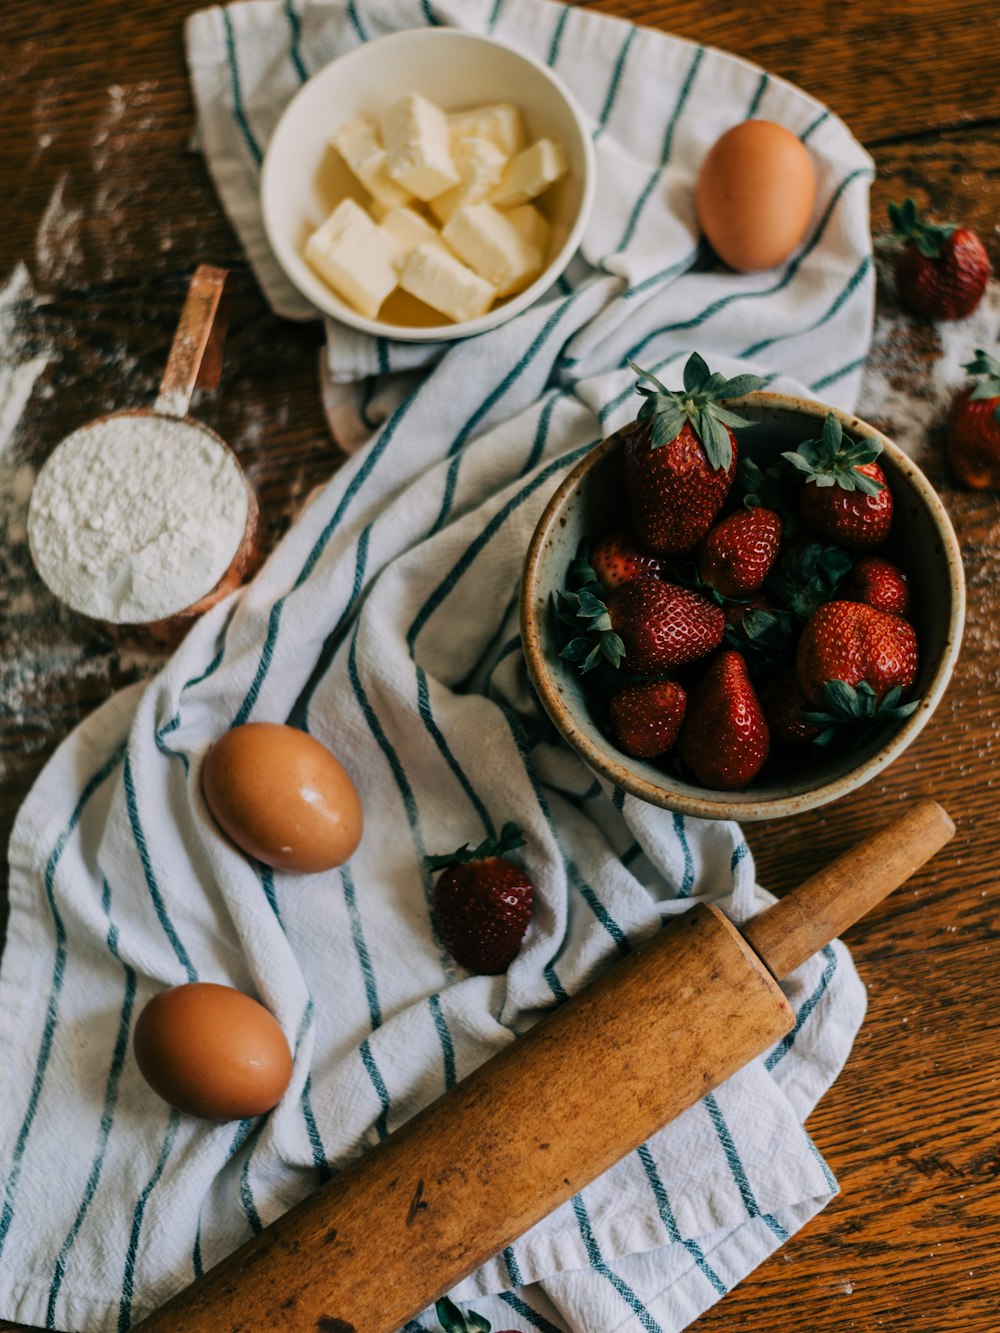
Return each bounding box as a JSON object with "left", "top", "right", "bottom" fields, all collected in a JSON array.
[
  {"left": 782, "top": 414, "right": 884, "bottom": 493},
  {"left": 888, "top": 197, "right": 957, "bottom": 258},
  {"left": 628, "top": 354, "right": 765, "bottom": 463},
  {"left": 435, "top": 1298, "right": 492, "bottom": 1333},
  {"left": 684, "top": 351, "right": 711, "bottom": 392},
  {"left": 698, "top": 408, "right": 734, "bottom": 470}
]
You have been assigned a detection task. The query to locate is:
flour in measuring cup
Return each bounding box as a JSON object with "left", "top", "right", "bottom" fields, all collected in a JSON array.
[{"left": 27, "top": 412, "right": 249, "bottom": 623}]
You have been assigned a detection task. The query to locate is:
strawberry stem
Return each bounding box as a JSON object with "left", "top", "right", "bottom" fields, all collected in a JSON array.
[
  {"left": 800, "top": 680, "right": 920, "bottom": 747},
  {"left": 888, "top": 198, "right": 958, "bottom": 260},
  {"left": 627, "top": 353, "right": 766, "bottom": 470},
  {"left": 425, "top": 822, "right": 525, "bottom": 871},
  {"left": 781, "top": 413, "right": 884, "bottom": 495}
]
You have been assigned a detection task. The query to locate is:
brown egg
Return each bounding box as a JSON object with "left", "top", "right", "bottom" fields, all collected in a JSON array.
[
  {"left": 133, "top": 982, "right": 293, "bottom": 1120},
  {"left": 202, "top": 722, "right": 363, "bottom": 873},
  {"left": 695, "top": 119, "right": 817, "bottom": 273}
]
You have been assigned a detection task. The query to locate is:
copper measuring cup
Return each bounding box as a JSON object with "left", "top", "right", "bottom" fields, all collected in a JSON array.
[{"left": 28, "top": 266, "right": 263, "bottom": 649}]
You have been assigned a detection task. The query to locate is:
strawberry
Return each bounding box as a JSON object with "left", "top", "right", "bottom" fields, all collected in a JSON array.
[
  {"left": 608, "top": 679, "right": 687, "bottom": 759},
  {"left": 783, "top": 413, "right": 892, "bottom": 549},
  {"left": 590, "top": 531, "right": 667, "bottom": 589},
  {"left": 697, "top": 505, "right": 783, "bottom": 598},
  {"left": 946, "top": 349, "right": 1000, "bottom": 489},
  {"left": 795, "top": 600, "right": 918, "bottom": 706},
  {"left": 425, "top": 823, "right": 533, "bottom": 975},
  {"left": 677, "top": 650, "right": 769, "bottom": 789},
  {"left": 436, "top": 1296, "right": 515, "bottom": 1333},
  {"left": 842, "top": 556, "right": 910, "bottom": 618},
  {"left": 622, "top": 353, "right": 766, "bottom": 554},
  {"left": 606, "top": 577, "right": 725, "bottom": 674},
  {"left": 889, "top": 198, "right": 990, "bottom": 322}
]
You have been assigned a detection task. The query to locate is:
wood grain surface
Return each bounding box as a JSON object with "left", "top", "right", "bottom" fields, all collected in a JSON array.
[{"left": 1, "top": 1, "right": 998, "bottom": 1331}]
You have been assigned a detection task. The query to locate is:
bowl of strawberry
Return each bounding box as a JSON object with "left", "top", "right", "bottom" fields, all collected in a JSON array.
[{"left": 521, "top": 354, "right": 965, "bottom": 820}]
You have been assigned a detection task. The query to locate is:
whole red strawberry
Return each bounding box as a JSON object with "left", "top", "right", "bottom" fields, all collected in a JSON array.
[
  {"left": 436, "top": 1295, "right": 515, "bottom": 1333},
  {"left": 842, "top": 556, "right": 910, "bottom": 617},
  {"left": 590, "top": 531, "right": 667, "bottom": 589},
  {"left": 677, "top": 650, "right": 769, "bottom": 790},
  {"left": 607, "top": 577, "right": 724, "bottom": 673},
  {"left": 889, "top": 198, "right": 990, "bottom": 321},
  {"left": 608, "top": 679, "right": 687, "bottom": 759},
  {"left": 784, "top": 413, "right": 892, "bottom": 549},
  {"left": 426, "top": 824, "right": 533, "bottom": 975},
  {"left": 796, "top": 600, "right": 918, "bottom": 706},
  {"left": 697, "top": 505, "right": 783, "bottom": 597},
  {"left": 946, "top": 349, "right": 1000, "bottom": 489},
  {"left": 623, "top": 354, "right": 766, "bottom": 554}
]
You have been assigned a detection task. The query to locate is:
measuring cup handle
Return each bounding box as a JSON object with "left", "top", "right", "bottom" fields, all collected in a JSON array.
[{"left": 153, "top": 265, "right": 231, "bottom": 419}]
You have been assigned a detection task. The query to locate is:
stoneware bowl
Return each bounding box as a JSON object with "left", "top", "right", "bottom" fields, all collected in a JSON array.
[
  {"left": 261, "top": 27, "right": 596, "bottom": 341},
  {"left": 520, "top": 393, "right": 966, "bottom": 821}
]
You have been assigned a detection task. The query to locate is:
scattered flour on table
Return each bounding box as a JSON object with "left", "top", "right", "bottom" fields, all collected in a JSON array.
[
  {"left": 28, "top": 413, "right": 250, "bottom": 622},
  {"left": 857, "top": 257, "right": 1000, "bottom": 462}
]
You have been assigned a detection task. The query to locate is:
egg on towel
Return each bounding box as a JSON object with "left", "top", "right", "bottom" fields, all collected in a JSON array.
[
  {"left": 695, "top": 118, "right": 817, "bottom": 272},
  {"left": 201, "top": 722, "right": 363, "bottom": 873},
  {"left": 133, "top": 982, "right": 293, "bottom": 1121}
]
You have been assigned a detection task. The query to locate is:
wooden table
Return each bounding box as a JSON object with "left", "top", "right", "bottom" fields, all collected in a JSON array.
[{"left": 1, "top": 1, "right": 997, "bottom": 1330}]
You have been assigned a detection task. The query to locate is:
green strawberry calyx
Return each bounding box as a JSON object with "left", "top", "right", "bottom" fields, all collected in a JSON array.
[
  {"left": 627, "top": 352, "right": 766, "bottom": 471},
  {"left": 782, "top": 413, "right": 885, "bottom": 496},
  {"left": 436, "top": 1297, "right": 492, "bottom": 1333},
  {"left": 425, "top": 822, "right": 525, "bottom": 872},
  {"left": 764, "top": 539, "right": 853, "bottom": 623},
  {"left": 557, "top": 550, "right": 626, "bottom": 673},
  {"left": 964, "top": 348, "right": 1000, "bottom": 423},
  {"left": 888, "top": 198, "right": 958, "bottom": 260},
  {"left": 799, "top": 680, "right": 919, "bottom": 748}
]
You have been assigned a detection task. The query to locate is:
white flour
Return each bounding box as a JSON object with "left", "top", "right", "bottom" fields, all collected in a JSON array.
[
  {"left": 27, "top": 413, "right": 250, "bottom": 623},
  {"left": 857, "top": 253, "right": 1000, "bottom": 461}
]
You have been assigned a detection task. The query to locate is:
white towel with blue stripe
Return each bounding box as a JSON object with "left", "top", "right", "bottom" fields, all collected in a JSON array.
[{"left": 0, "top": 1, "right": 876, "bottom": 1331}]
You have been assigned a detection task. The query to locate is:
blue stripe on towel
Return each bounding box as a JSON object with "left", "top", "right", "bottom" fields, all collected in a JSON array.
[
  {"left": 0, "top": 745, "right": 125, "bottom": 1264},
  {"left": 704, "top": 1092, "right": 789, "bottom": 1241},
  {"left": 499, "top": 1288, "right": 565, "bottom": 1333},
  {"left": 283, "top": 0, "right": 307, "bottom": 81},
  {"left": 45, "top": 879, "right": 138, "bottom": 1325},
  {"left": 571, "top": 1194, "right": 666, "bottom": 1332},
  {"left": 222, "top": 8, "right": 262, "bottom": 166},
  {"left": 673, "top": 813, "right": 696, "bottom": 897},
  {"left": 618, "top": 44, "right": 704, "bottom": 252},
  {"left": 637, "top": 1142, "right": 727, "bottom": 1296},
  {"left": 597, "top": 25, "right": 637, "bottom": 132},
  {"left": 233, "top": 389, "right": 423, "bottom": 725},
  {"left": 740, "top": 253, "right": 872, "bottom": 358},
  {"left": 124, "top": 750, "right": 197, "bottom": 982},
  {"left": 117, "top": 1109, "right": 182, "bottom": 1333},
  {"left": 765, "top": 944, "right": 838, "bottom": 1069}
]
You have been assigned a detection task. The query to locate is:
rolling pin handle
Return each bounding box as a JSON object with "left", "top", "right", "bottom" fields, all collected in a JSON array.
[{"left": 741, "top": 799, "right": 955, "bottom": 981}]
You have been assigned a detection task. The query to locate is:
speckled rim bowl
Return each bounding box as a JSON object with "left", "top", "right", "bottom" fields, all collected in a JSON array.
[
  {"left": 520, "top": 393, "right": 966, "bottom": 821},
  {"left": 260, "top": 28, "right": 596, "bottom": 341}
]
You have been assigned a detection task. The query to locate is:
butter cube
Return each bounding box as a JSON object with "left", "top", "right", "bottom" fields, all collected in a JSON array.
[
  {"left": 429, "top": 135, "right": 508, "bottom": 224},
  {"left": 504, "top": 203, "right": 552, "bottom": 257},
  {"left": 492, "top": 138, "right": 569, "bottom": 207},
  {"left": 442, "top": 202, "right": 544, "bottom": 298},
  {"left": 448, "top": 103, "right": 526, "bottom": 157},
  {"left": 305, "top": 198, "right": 399, "bottom": 319},
  {"left": 380, "top": 205, "right": 441, "bottom": 255},
  {"left": 332, "top": 116, "right": 412, "bottom": 209},
  {"left": 398, "top": 243, "right": 495, "bottom": 323},
  {"left": 381, "top": 93, "right": 460, "bottom": 201}
]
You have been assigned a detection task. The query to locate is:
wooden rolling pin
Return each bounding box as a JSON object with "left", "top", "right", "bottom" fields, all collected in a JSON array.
[{"left": 134, "top": 799, "right": 954, "bottom": 1333}]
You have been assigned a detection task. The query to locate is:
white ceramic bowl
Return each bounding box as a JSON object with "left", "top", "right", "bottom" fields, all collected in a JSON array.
[
  {"left": 521, "top": 395, "right": 966, "bottom": 821},
  {"left": 260, "top": 28, "right": 596, "bottom": 341}
]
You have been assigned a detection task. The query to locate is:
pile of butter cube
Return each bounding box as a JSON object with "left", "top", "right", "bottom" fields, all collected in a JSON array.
[{"left": 305, "top": 92, "right": 570, "bottom": 324}]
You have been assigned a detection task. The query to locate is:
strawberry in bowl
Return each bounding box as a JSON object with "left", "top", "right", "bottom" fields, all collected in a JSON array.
[{"left": 520, "top": 356, "right": 965, "bottom": 821}]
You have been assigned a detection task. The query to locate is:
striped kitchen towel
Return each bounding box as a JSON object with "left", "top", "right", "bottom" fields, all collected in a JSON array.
[{"left": 0, "top": 1, "right": 875, "bottom": 1331}]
